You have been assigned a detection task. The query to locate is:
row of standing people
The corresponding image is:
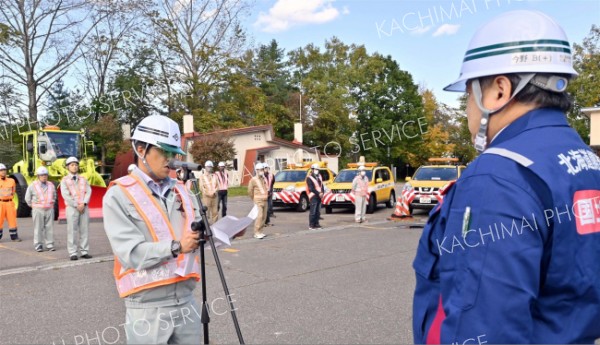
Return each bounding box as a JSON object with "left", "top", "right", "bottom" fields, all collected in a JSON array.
[{"left": 0, "top": 158, "right": 92, "bottom": 260}]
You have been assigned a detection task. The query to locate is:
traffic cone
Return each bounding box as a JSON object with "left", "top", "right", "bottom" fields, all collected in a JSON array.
[{"left": 389, "top": 191, "right": 412, "bottom": 220}]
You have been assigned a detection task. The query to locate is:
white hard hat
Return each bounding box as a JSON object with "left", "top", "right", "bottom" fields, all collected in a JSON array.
[
  {"left": 357, "top": 165, "right": 365, "bottom": 171},
  {"left": 444, "top": 10, "right": 578, "bottom": 92},
  {"left": 127, "top": 164, "right": 136, "bottom": 173},
  {"left": 311, "top": 164, "right": 319, "bottom": 169},
  {"left": 218, "top": 161, "right": 225, "bottom": 167},
  {"left": 131, "top": 115, "right": 186, "bottom": 155},
  {"left": 36, "top": 167, "right": 49, "bottom": 175},
  {"left": 0, "top": 163, "right": 7, "bottom": 170},
  {"left": 66, "top": 157, "right": 79, "bottom": 165},
  {"left": 255, "top": 163, "right": 264, "bottom": 170},
  {"left": 205, "top": 160, "right": 214, "bottom": 167},
  {"left": 263, "top": 162, "right": 269, "bottom": 168}
]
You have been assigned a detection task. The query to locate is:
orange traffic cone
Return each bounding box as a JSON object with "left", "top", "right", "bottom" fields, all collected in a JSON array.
[{"left": 389, "top": 191, "right": 413, "bottom": 220}]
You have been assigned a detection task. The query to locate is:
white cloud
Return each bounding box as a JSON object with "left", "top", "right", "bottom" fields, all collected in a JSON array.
[
  {"left": 410, "top": 25, "right": 432, "bottom": 36},
  {"left": 432, "top": 24, "right": 460, "bottom": 37},
  {"left": 255, "top": 0, "right": 345, "bottom": 33}
]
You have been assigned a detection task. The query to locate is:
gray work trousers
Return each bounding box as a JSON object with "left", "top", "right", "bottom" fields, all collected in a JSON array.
[
  {"left": 66, "top": 206, "right": 89, "bottom": 256},
  {"left": 125, "top": 299, "right": 202, "bottom": 344},
  {"left": 354, "top": 196, "right": 367, "bottom": 221},
  {"left": 32, "top": 208, "right": 54, "bottom": 249}
]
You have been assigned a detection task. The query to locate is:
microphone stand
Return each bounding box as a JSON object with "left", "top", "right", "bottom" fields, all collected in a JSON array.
[{"left": 179, "top": 166, "right": 245, "bottom": 345}]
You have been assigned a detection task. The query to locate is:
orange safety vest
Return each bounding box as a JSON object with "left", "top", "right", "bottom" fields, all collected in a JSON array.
[
  {"left": 306, "top": 175, "right": 323, "bottom": 200},
  {"left": 201, "top": 173, "right": 217, "bottom": 196},
  {"left": 31, "top": 181, "right": 55, "bottom": 209},
  {"left": 216, "top": 171, "right": 229, "bottom": 191},
  {"left": 63, "top": 175, "right": 87, "bottom": 204},
  {"left": 0, "top": 177, "right": 15, "bottom": 201},
  {"left": 110, "top": 174, "right": 200, "bottom": 298}
]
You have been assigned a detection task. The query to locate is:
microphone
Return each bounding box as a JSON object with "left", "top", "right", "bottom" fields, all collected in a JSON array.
[{"left": 167, "top": 160, "right": 203, "bottom": 171}]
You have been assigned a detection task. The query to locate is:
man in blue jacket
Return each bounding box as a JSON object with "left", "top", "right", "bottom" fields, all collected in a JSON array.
[{"left": 413, "top": 10, "right": 600, "bottom": 344}]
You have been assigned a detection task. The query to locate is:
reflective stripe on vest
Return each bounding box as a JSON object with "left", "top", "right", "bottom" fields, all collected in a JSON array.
[
  {"left": 111, "top": 174, "right": 200, "bottom": 298},
  {"left": 64, "top": 176, "right": 87, "bottom": 204},
  {"left": 307, "top": 175, "right": 322, "bottom": 199},
  {"left": 216, "top": 171, "right": 229, "bottom": 190},
  {"left": 32, "top": 181, "right": 55, "bottom": 209}
]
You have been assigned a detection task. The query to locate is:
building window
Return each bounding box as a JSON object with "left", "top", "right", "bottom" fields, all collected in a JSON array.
[
  {"left": 233, "top": 159, "right": 238, "bottom": 171},
  {"left": 254, "top": 134, "right": 261, "bottom": 141},
  {"left": 275, "top": 158, "right": 287, "bottom": 170}
]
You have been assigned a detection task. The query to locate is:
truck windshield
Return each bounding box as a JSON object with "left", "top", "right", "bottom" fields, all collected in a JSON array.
[
  {"left": 44, "top": 132, "right": 80, "bottom": 159},
  {"left": 413, "top": 167, "right": 457, "bottom": 181},
  {"left": 334, "top": 170, "right": 372, "bottom": 183},
  {"left": 275, "top": 170, "right": 308, "bottom": 182}
]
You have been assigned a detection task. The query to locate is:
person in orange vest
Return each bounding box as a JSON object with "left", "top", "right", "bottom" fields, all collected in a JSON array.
[
  {"left": 352, "top": 165, "right": 369, "bottom": 223},
  {"left": 306, "top": 163, "right": 324, "bottom": 230},
  {"left": 263, "top": 162, "right": 275, "bottom": 226},
  {"left": 0, "top": 163, "right": 21, "bottom": 242},
  {"left": 103, "top": 115, "right": 203, "bottom": 344},
  {"left": 248, "top": 163, "right": 268, "bottom": 239},
  {"left": 25, "top": 166, "right": 56, "bottom": 252},
  {"left": 199, "top": 160, "right": 219, "bottom": 224},
  {"left": 216, "top": 161, "right": 229, "bottom": 218},
  {"left": 61, "top": 156, "right": 92, "bottom": 260}
]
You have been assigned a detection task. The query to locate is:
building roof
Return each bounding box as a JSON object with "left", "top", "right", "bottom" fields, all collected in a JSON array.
[{"left": 184, "top": 124, "right": 320, "bottom": 153}]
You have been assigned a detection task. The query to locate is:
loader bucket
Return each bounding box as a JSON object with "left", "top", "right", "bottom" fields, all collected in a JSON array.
[{"left": 57, "top": 185, "right": 107, "bottom": 224}]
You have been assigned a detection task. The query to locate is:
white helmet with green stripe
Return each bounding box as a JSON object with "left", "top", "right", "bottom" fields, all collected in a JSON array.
[
  {"left": 131, "top": 115, "right": 186, "bottom": 155},
  {"left": 444, "top": 10, "right": 578, "bottom": 92}
]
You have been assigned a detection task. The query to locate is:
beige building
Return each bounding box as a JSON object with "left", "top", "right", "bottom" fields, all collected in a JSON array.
[
  {"left": 583, "top": 107, "right": 600, "bottom": 150},
  {"left": 182, "top": 117, "right": 339, "bottom": 186}
]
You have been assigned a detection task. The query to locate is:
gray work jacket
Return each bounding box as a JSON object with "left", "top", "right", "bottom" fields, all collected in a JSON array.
[{"left": 103, "top": 170, "right": 201, "bottom": 308}]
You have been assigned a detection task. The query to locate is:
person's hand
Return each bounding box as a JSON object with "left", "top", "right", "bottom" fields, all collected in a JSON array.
[
  {"left": 77, "top": 204, "right": 85, "bottom": 213},
  {"left": 180, "top": 231, "right": 200, "bottom": 254}
]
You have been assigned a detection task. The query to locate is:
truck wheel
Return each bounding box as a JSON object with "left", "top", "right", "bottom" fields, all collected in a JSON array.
[
  {"left": 386, "top": 191, "right": 396, "bottom": 208},
  {"left": 297, "top": 194, "right": 309, "bottom": 212},
  {"left": 325, "top": 206, "right": 332, "bottom": 214},
  {"left": 10, "top": 173, "right": 31, "bottom": 218},
  {"left": 367, "top": 193, "right": 377, "bottom": 214}
]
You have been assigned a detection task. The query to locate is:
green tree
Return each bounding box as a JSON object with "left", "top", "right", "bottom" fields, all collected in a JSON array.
[
  {"left": 189, "top": 135, "right": 237, "bottom": 165},
  {"left": 352, "top": 54, "right": 423, "bottom": 165},
  {"left": 568, "top": 25, "right": 600, "bottom": 143}
]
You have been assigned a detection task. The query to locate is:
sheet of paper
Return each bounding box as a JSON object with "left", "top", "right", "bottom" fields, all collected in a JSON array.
[{"left": 208, "top": 206, "right": 257, "bottom": 249}]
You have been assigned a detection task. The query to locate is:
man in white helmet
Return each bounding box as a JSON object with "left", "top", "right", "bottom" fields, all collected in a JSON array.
[
  {"left": 412, "top": 11, "right": 600, "bottom": 343},
  {"left": 199, "top": 160, "right": 218, "bottom": 223},
  {"left": 0, "top": 163, "right": 21, "bottom": 242},
  {"left": 352, "top": 165, "right": 368, "bottom": 223},
  {"left": 60, "top": 156, "right": 92, "bottom": 260},
  {"left": 103, "top": 115, "right": 203, "bottom": 344},
  {"left": 25, "top": 167, "right": 56, "bottom": 252},
  {"left": 306, "top": 163, "right": 324, "bottom": 230},
  {"left": 216, "top": 161, "right": 229, "bottom": 217},
  {"left": 247, "top": 163, "right": 268, "bottom": 239}
]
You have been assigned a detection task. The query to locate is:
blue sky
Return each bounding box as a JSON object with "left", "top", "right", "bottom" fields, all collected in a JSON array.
[{"left": 246, "top": 0, "right": 600, "bottom": 108}]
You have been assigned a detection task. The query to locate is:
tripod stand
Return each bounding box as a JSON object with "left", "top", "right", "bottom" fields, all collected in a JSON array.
[{"left": 179, "top": 166, "right": 244, "bottom": 344}]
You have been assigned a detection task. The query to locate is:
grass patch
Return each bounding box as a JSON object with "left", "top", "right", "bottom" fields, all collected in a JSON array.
[{"left": 228, "top": 186, "right": 249, "bottom": 197}]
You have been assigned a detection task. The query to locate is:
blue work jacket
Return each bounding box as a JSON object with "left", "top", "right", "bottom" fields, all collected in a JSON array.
[{"left": 413, "top": 108, "right": 600, "bottom": 344}]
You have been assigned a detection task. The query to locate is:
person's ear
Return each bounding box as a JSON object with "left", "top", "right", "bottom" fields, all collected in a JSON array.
[{"left": 483, "top": 76, "right": 512, "bottom": 110}]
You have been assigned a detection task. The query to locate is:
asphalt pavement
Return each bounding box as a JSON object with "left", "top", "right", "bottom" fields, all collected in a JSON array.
[{"left": 0, "top": 187, "right": 429, "bottom": 344}]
